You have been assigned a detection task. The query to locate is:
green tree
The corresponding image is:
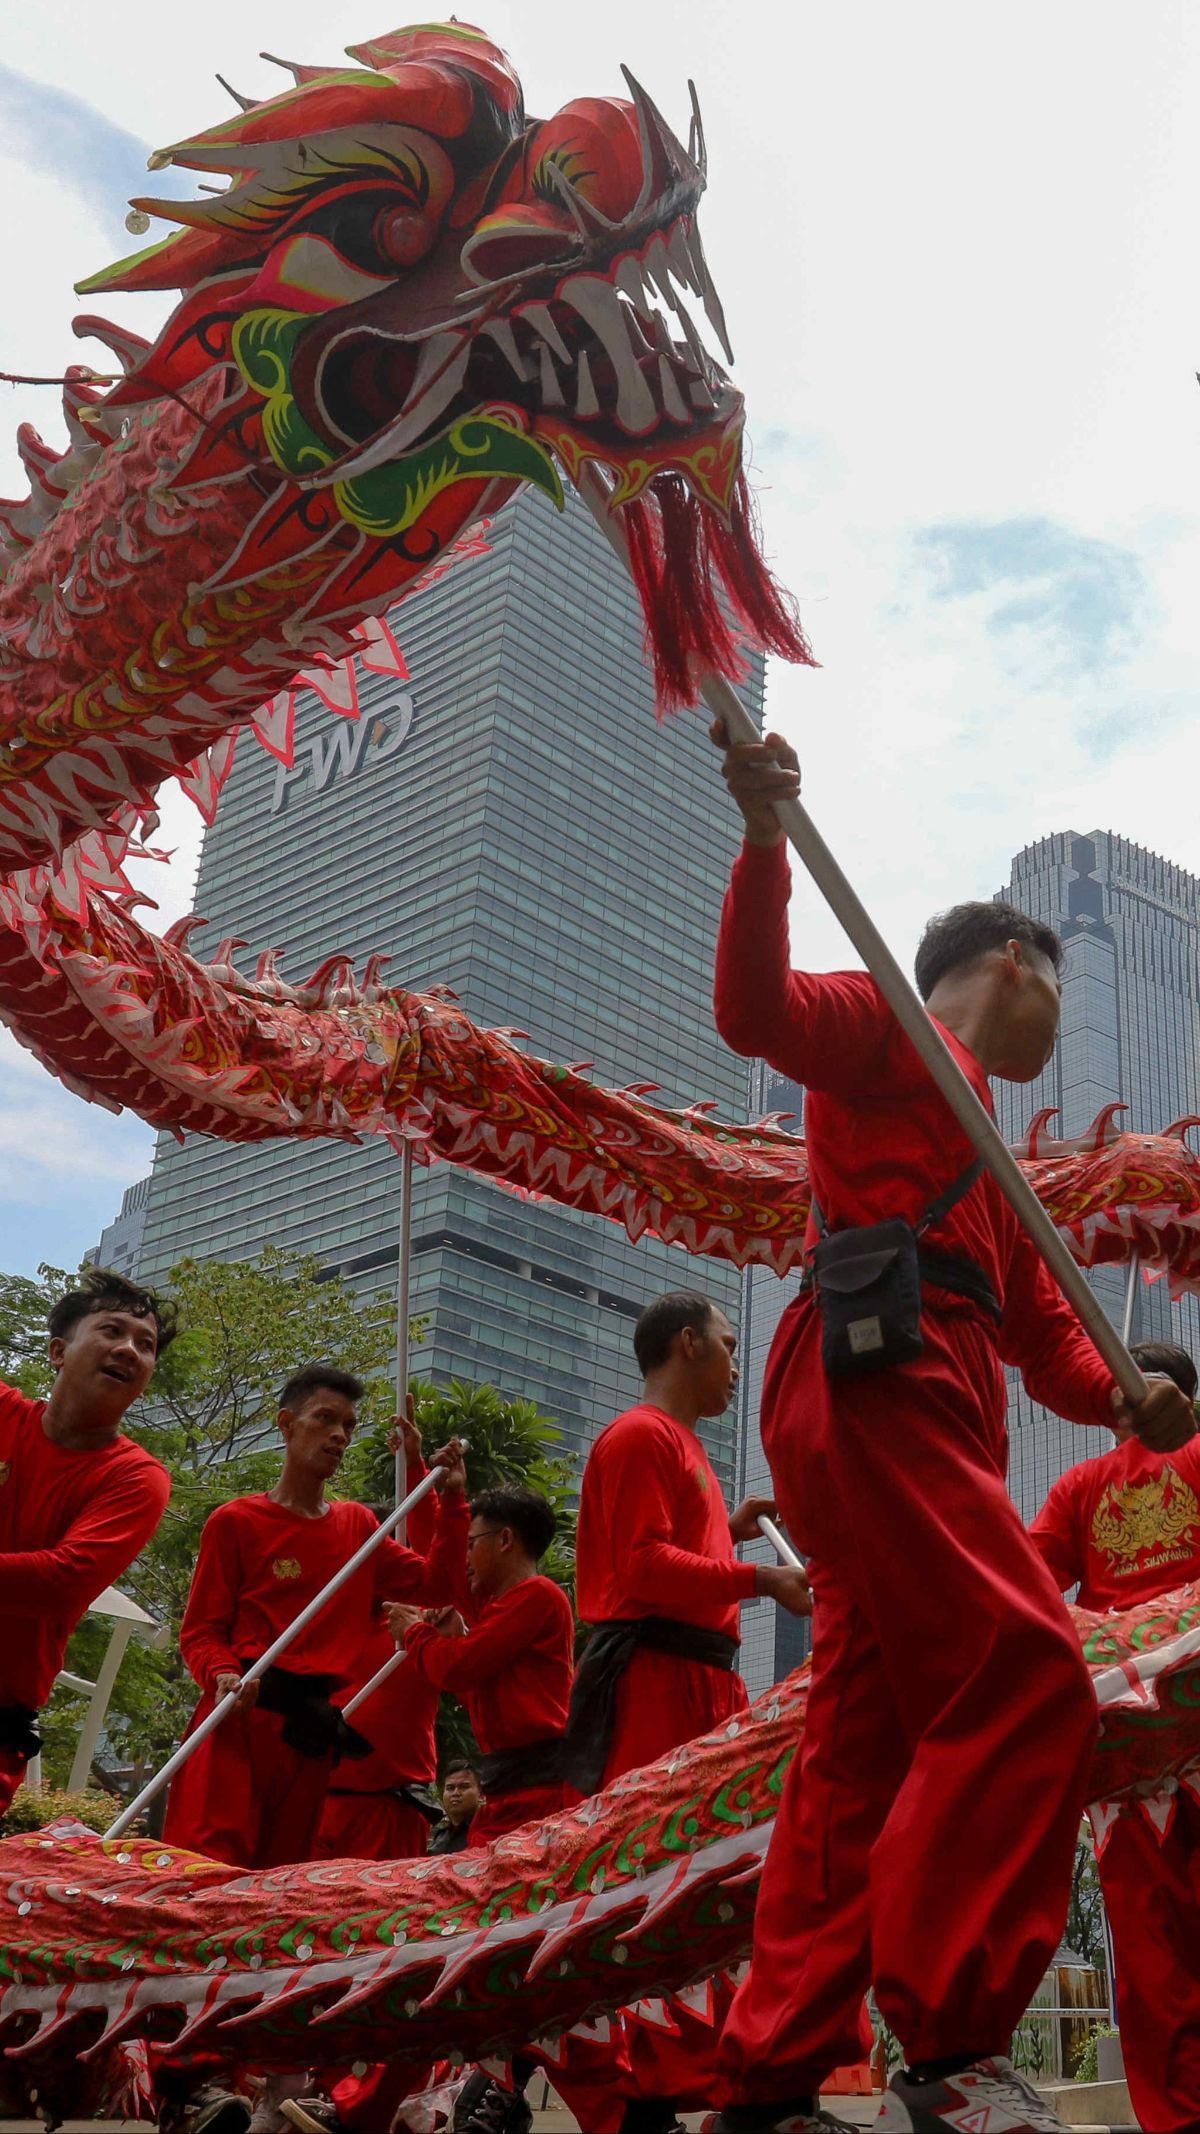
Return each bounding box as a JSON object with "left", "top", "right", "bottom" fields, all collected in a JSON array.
[
  {"left": 1066, "top": 1821, "right": 1108, "bottom": 1974},
  {"left": 0, "top": 1263, "right": 67, "bottom": 1398}
]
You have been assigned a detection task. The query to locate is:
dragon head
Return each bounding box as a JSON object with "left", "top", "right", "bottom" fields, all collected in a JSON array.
[{"left": 80, "top": 21, "right": 810, "bottom": 706}]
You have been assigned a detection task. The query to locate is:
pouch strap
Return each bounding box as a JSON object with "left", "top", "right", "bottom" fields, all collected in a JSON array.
[{"left": 811, "top": 1155, "right": 985, "bottom": 1242}]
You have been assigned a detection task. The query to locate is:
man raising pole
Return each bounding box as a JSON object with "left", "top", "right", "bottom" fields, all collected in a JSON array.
[
  {"left": 164, "top": 1364, "right": 467, "bottom": 1870},
  {"left": 708, "top": 728, "right": 1194, "bottom": 2134}
]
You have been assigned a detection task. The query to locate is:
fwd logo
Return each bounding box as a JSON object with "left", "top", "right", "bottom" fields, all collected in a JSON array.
[{"left": 269, "top": 695, "right": 414, "bottom": 813}]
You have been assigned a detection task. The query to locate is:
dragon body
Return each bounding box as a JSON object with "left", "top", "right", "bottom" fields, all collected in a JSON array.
[{"left": 1, "top": 1590, "right": 1200, "bottom": 2115}]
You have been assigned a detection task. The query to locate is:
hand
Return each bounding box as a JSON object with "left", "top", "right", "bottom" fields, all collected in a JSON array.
[
  {"left": 385, "top": 1602, "right": 425, "bottom": 1646},
  {"left": 1114, "top": 1375, "right": 1197, "bottom": 1453},
  {"left": 729, "top": 1492, "right": 779, "bottom": 1544},
  {"left": 386, "top": 1394, "right": 423, "bottom": 1466},
  {"left": 425, "top": 1606, "right": 468, "bottom": 1639},
  {"left": 215, "top": 1671, "right": 259, "bottom": 1711},
  {"left": 429, "top": 1436, "right": 467, "bottom": 1496},
  {"left": 710, "top": 718, "right": 800, "bottom": 847},
  {"left": 755, "top": 1562, "right": 812, "bottom": 1617}
]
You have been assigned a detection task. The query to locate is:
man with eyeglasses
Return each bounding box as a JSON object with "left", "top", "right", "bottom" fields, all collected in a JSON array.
[{"left": 390, "top": 1483, "right": 571, "bottom": 1841}]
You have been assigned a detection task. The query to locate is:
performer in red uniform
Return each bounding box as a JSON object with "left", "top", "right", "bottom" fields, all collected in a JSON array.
[
  {"left": 569, "top": 1294, "right": 810, "bottom": 2134},
  {"left": 1030, "top": 1339, "right": 1200, "bottom": 2134},
  {"left": 286, "top": 1487, "right": 571, "bottom": 2134},
  {"left": 396, "top": 1483, "right": 572, "bottom": 1839},
  {"left": 0, "top": 1266, "right": 171, "bottom": 1810},
  {"left": 314, "top": 1414, "right": 440, "bottom": 1864},
  {"left": 165, "top": 1365, "right": 467, "bottom": 1869},
  {"left": 707, "top": 727, "right": 1194, "bottom": 2134}
]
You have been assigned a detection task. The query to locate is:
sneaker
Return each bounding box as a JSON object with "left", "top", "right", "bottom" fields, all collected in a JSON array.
[
  {"left": 159, "top": 2088, "right": 252, "bottom": 2134},
  {"left": 876, "top": 2057, "right": 1071, "bottom": 2131},
  {"left": 705, "top": 2106, "right": 852, "bottom": 2134},
  {"left": 279, "top": 2103, "right": 344, "bottom": 2134},
  {"left": 451, "top": 2074, "right": 533, "bottom": 2134}
]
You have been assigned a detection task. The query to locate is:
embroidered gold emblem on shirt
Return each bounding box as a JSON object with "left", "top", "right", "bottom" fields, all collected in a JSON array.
[
  {"left": 1091, "top": 1469, "right": 1200, "bottom": 1568},
  {"left": 271, "top": 1556, "right": 302, "bottom": 1581}
]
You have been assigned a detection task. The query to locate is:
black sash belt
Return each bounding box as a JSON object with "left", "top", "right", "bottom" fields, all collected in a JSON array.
[
  {"left": 561, "top": 1615, "right": 739, "bottom": 1797},
  {"left": 247, "top": 1664, "right": 371, "bottom": 1763},
  {"left": 0, "top": 1704, "right": 41, "bottom": 1760},
  {"left": 477, "top": 1735, "right": 565, "bottom": 1798}
]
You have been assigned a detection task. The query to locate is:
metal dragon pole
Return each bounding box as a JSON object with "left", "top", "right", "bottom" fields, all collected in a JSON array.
[
  {"left": 107, "top": 1463, "right": 444, "bottom": 1839},
  {"left": 395, "top": 1141, "right": 415, "bottom": 1516},
  {"left": 577, "top": 469, "right": 1147, "bottom": 1407}
]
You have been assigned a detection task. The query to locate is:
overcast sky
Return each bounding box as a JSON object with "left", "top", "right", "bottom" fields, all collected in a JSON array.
[{"left": 1, "top": 0, "right": 1199, "bottom": 1277}]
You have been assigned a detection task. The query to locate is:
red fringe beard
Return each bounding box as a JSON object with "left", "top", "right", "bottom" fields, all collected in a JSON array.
[{"left": 621, "top": 467, "right": 816, "bottom": 715}]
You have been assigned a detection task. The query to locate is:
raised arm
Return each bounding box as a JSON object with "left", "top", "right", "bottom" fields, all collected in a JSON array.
[
  {"left": 712, "top": 729, "right": 890, "bottom": 1090},
  {"left": 0, "top": 1458, "right": 168, "bottom": 1622}
]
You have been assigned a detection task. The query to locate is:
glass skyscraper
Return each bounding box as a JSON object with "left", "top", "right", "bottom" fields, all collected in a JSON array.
[
  {"left": 994, "top": 830, "right": 1200, "bottom": 1521},
  {"left": 138, "top": 484, "right": 760, "bottom": 1486}
]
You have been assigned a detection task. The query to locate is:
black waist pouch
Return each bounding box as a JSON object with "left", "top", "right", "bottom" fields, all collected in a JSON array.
[
  {"left": 811, "top": 1218, "right": 924, "bottom": 1377},
  {"left": 807, "top": 1158, "right": 989, "bottom": 1381}
]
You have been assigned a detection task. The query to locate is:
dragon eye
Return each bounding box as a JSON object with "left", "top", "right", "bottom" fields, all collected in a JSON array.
[{"left": 374, "top": 203, "right": 436, "bottom": 269}]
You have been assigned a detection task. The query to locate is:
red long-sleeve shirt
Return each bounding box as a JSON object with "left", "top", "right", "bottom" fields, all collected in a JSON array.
[
  {"left": 179, "top": 1487, "right": 469, "bottom": 1697},
  {"left": 333, "top": 1459, "right": 441, "bottom": 1789},
  {"left": 575, "top": 1403, "right": 756, "bottom": 1638},
  {"left": 404, "top": 1574, "right": 573, "bottom": 1752},
  {"left": 714, "top": 840, "right": 1115, "bottom": 1429},
  {"left": 0, "top": 1381, "right": 170, "bottom": 1711},
  {"left": 1030, "top": 1435, "right": 1200, "bottom": 1609}
]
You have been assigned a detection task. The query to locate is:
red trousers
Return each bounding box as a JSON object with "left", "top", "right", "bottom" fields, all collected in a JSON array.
[
  {"left": 1097, "top": 1797, "right": 1200, "bottom": 2134},
  {"left": 602, "top": 1648, "right": 747, "bottom": 1790},
  {"left": 314, "top": 1786, "right": 430, "bottom": 1863},
  {"left": 163, "top": 1697, "right": 333, "bottom": 1868},
  {"left": 721, "top": 1305, "right": 1097, "bottom": 2093}
]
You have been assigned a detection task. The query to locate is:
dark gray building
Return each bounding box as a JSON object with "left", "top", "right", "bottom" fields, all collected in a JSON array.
[
  {"left": 994, "top": 831, "right": 1200, "bottom": 1521},
  {"left": 86, "top": 1176, "right": 152, "bottom": 1281},
  {"left": 138, "top": 484, "right": 760, "bottom": 1485},
  {"left": 737, "top": 1063, "right": 812, "bottom": 1695}
]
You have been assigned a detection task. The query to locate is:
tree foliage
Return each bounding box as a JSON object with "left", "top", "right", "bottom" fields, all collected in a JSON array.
[
  {"left": 0, "top": 1263, "right": 66, "bottom": 1399},
  {"left": 1066, "top": 1821, "right": 1108, "bottom": 1974}
]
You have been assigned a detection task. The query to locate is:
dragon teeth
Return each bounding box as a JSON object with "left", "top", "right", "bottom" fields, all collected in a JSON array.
[
  {"left": 538, "top": 342, "right": 564, "bottom": 408},
  {"left": 521, "top": 303, "right": 572, "bottom": 363},
  {"left": 574, "top": 349, "right": 600, "bottom": 419},
  {"left": 657, "top": 356, "right": 689, "bottom": 425}
]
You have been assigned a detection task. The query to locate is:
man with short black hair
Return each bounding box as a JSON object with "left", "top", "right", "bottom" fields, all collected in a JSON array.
[
  {"left": 393, "top": 1482, "right": 571, "bottom": 1842},
  {"left": 0, "top": 1266, "right": 173, "bottom": 1811},
  {"left": 164, "top": 1365, "right": 467, "bottom": 1870},
  {"left": 708, "top": 726, "right": 1194, "bottom": 2134},
  {"left": 428, "top": 1758, "right": 484, "bottom": 1854},
  {"left": 569, "top": 1292, "right": 810, "bottom": 2134},
  {"left": 1030, "top": 1338, "right": 1200, "bottom": 2134},
  {"left": 572, "top": 1291, "right": 809, "bottom": 1796}
]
